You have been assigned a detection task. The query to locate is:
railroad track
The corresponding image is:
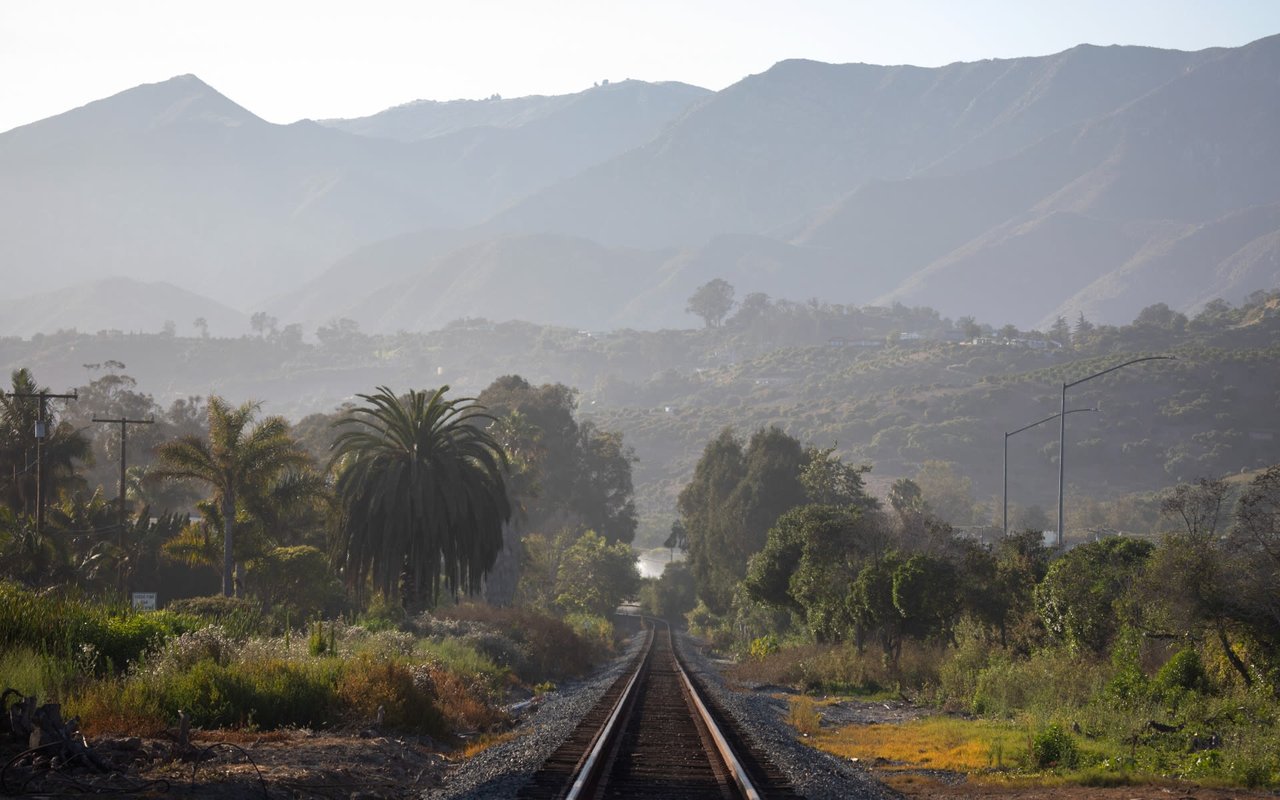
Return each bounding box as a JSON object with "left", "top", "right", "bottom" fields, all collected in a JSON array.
[{"left": 519, "top": 618, "right": 799, "bottom": 800}]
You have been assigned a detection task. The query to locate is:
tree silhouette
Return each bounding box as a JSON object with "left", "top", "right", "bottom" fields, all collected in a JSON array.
[
  {"left": 330, "top": 386, "right": 511, "bottom": 605},
  {"left": 687, "top": 279, "right": 735, "bottom": 328}
]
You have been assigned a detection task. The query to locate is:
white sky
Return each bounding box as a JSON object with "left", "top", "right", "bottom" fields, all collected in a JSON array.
[{"left": 3, "top": 0, "right": 1279, "bottom": 134}]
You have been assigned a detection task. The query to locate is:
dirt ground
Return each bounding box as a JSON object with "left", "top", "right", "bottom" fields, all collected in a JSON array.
[
  {"left": 2, "top": 728, "right": 451, "bottom": 799},
  {"left": 6, "top": 691, "right": 1275, "bottom": 798},
  {"left": 879, "top": 771, "right": 1279, "bottom": 800}
]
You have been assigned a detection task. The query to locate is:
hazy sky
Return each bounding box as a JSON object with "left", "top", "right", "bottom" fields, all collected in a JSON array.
[{"left": 3, "top": 0, "right": 1279, "bottom": 133}]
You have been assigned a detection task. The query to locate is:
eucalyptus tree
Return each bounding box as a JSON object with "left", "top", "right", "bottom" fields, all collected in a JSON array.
[
  {"left": 155, "top": 396, "right": 314, "bottom": 597},
  {"left": 330, "top": 386, "right": 511, "bottom": 605}
]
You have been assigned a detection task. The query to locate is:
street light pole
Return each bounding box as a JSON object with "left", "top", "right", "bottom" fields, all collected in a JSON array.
[
  {"left": 1004, "top": 408, "right": 1096, "bottom": 536},
  {"left": 1056, "top": 355, "right": 1175, "bottom": 547}
]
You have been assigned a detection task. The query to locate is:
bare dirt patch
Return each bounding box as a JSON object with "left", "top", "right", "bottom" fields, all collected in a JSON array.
[
  {"left": 3, "top": 728, "right": 451, "bottom": 799},
  {"left": 879, "top": 773, "right": 1279, "bottom": 800}
]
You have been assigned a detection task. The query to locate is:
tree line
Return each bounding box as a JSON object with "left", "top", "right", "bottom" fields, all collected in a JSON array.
[
  {"left": 0, "top": 368, "right": 640, "bottom": 620},
  {"left": 667, "top": 422, "right": 1280, "bottom": 692}
]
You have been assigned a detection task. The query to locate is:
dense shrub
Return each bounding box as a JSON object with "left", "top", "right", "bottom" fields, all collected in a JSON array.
[
  {"left": 1154, "top": 648, "right": 1210, "bottom": 699},
  {"left": 748, "top": 634, "right": 780, "bottom": 661},
  {"left": 164, "top": 596, "right": 264, "bottom": 638},
  {"left": 439, "top": 604, "right": 601, "bottom": 683},
  {"left": 155, "top": 658, "right": 341, "bottom": 729},
  {"left": 336, "top": 656, "right": 444, "bottom": 734},
  {"left": 0, "top": 581, "right": 195, "bottom": 672},
  {"left": 1033, "top": 724, "right": 1080, "bottom": 769}
]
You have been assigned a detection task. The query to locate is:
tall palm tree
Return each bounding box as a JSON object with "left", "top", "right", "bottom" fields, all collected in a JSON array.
[
  {"left": 331, "top": 386, "right": 511, "bottom": 605},
  {"left": 155, "top": 396, "right": 313, "bottom": 597}
]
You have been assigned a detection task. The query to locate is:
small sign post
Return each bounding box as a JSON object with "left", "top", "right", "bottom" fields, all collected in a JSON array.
[{"left": 131, "top": 592, "right": 157, "bottom": 611}]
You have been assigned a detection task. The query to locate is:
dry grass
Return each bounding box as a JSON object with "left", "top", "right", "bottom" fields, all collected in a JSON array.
[
  {"left": 810, "top": 717, "right": 1026, "bottom": 772},
  {"left": 460, "top": 730, "right": 518, "bottom": 758},
  {"left": 787, "top": 695, "right": 822, "bottom": 736}
]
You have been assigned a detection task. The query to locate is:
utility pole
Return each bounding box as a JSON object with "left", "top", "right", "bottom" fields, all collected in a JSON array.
[
  {"left": 93, "top": 415, "right": 154, "bottom": 592},
  {"left": 1056, "top": 355, "right": 1174, "bottom": 547},
  {"left": 5, "top": 389, "right": 78, "bottom": 533}
]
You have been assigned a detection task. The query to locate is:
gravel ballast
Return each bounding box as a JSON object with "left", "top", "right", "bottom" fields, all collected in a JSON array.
[
  {"left": 676, "top": 633, "right": 896, "bottom": 800},
  {"left": 422, "top": 634, "right": 644, "bottom": 800},
  {"left": 424, "top": 628, "right": 894, "bottom": 800}
]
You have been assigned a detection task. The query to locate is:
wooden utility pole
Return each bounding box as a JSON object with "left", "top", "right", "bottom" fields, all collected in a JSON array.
[
  {"left": 5, "top": 390, "right": 78, "bottom": 532},
  {"left": 93, "top": 415, "right": 154, "bottom": 591}
]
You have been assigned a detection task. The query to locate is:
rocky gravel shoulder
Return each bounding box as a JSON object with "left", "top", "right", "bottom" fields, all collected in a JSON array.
[
  {"left": 676, "top": 632, "right": 897, "bottom": 800},
  {"left": 421, "top": 633, "right": 644, "bottom": 800}
]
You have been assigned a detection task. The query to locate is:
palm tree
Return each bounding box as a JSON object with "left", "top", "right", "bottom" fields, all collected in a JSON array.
[
  {"left": 331, "top": 386, "right": 511, "bottom": 605},
  {"left": 155, "top": 396, "right": 313, "bottom": 597}
]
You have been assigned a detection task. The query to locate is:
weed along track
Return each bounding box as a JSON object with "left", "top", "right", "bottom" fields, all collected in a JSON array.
[{"left": 519, "top": 618, "right": 800, "bottom": 800}]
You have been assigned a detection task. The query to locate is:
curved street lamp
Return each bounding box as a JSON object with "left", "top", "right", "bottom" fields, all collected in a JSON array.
[
  {"left": 1056, "top": 355, "right": 1176, "bottom": 547},
  {"left": 1004, "top": 407, "right": 1096, "bottom": 536}
]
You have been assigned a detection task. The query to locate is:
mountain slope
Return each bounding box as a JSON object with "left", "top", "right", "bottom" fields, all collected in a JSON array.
[
  {"left": 0, "top": 77, "right": 707, "bottom": 315},
  {"left": 877, "top": 34, "right": 1280, "bottom": 325},
  {"left": 485, "top": 44, "right": 1207, "bottom": 248},
  {"left": 0, "top": 75, "right": 455, "bottom": 306},
  {"left": 0, "top": 277, "right": 247, "bottom": 337},
  {"left": 321, "top": 79, "right": 708, "bottom": 144}
]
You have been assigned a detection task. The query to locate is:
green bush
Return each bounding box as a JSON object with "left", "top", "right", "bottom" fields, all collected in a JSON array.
[
  {"left": 416, "top": 638, "right": 504, "bottom": 686},
  {"left": 154, "top": 658, "right": 340, "bottom": 729},
  {"left": 564, "top": 613, "right": 614, "bottom": 652},
  {"left": 438, "top": 604, "right": 598, "bottom": 683},
  {"left": 0, "top": 581, "right": 195, "bottom": 673},
  {"left": 1154, "top": 648, "right": 1210, "bottom": 699},
  {"left": 0, "top": 646, "right": 79, "bottom": 699},
  {"left": 165, "top": 596, "right": 264, "bottom": 638},
  {"left": 972, "top": 648, "right": 1106, "bottom": 718},
  {"left": 748, "top": 634, "right": 780, "bottom": 661},
  {"left": 1033, "top": 723, "right": 1080, "bottom": 769}
]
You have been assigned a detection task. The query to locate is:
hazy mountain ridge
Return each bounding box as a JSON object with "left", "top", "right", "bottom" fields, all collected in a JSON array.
[
  {"left": 0, "top": 76, "right": 707, "bottom": 322},
  {"left": 319, "top": 79, "right": 710, "bottom": 143},
  {"left": 0, "top": 277, "right": 247, "bottom": 338},
  {"left": 4, "top": 37, "right": 1280, "bottom": 337}
]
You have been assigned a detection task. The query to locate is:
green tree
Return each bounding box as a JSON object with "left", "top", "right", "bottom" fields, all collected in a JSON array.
[
  {"left": 155, "top": 396, "right": 313, "bottom": 597},
  {"left": 330, "top": 386, "right": 511, "bottom": 605},
  {"left": 679, "top": 429, "right": 746, "bottom": 614},
  {"left": 478, "top": 376, "right": 637, "bottom": 544},
  {"left": 1036, "top": 536, "right": 1154, "bottom": 654},
  {"left": 799, "top": 446, "right": 878, "bottom": 510},
  {"left": 686, "top": 278, "right": 735, "bottom": 328},
  {"left": 1135, "top": 477, "right": 1251, "bottom": 686},
  {"left": 1048, "top": 316, "right": 1071, "bottom": 347},
  {"left": 1227, "top": 465, "right": 1280, "bottom": 683},
  {"left": 889, "top": 478, "right": 926, "bottom": 520},
  {"left": 679, "top": 427, "right": 807, "bottom": 614},
  {"left": 640, "top": 561, "right": 697, "bottom": 620},
  {"left": 554, "top": 530, "right": 641, "bottom": 616},
  {"left": 745, "top": 504, "right": 887, "bottom": 641},
  {"left": 663, "top": 518, "right": 687, "bottom": 559}
]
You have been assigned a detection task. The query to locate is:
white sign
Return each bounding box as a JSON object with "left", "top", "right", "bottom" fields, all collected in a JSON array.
[{"left": 131, "top": 592, "right": 157, "bottom": 611}]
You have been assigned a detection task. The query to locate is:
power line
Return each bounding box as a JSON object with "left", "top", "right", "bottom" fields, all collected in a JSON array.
[
  {"left": 3, "top": 389, "right": 78, "bottom": 533},
  {"left": 92, "top": 415, "right": 154, "bottom": 593}
]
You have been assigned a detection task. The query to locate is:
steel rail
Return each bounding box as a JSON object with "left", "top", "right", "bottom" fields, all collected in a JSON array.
[
  {"left": 671, "top": 627, "right": 764, "bottom": 800},
  {"left": 562, "top": 623, "right": 653, "bottom": 800},
  {"left": 562, "top": 615, "right": 763, "bottom": 800}
]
